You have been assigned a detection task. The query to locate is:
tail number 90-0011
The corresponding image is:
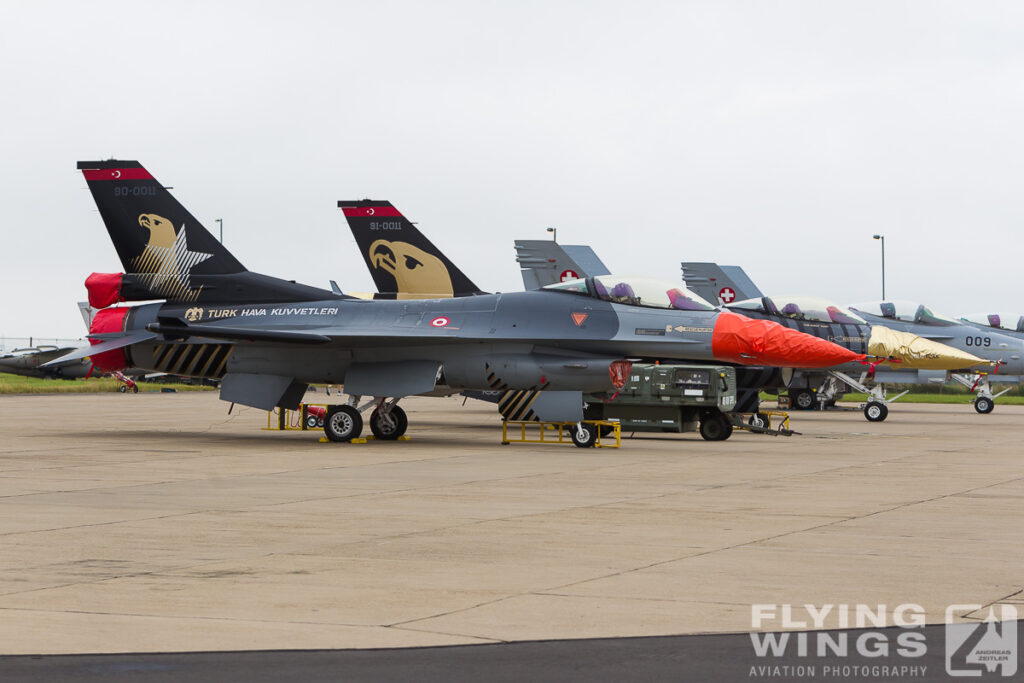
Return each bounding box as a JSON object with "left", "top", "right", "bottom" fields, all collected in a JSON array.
[{"left": 965, "top": 336, "right": 991, "bottom": 347}]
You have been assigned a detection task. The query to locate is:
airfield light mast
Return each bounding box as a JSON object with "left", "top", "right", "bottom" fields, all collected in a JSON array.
[
  {"left": 872, "top": 234, "right": 885, "bottom": 299},
  {"left": 216, "top": 218, "right": 223, "bottom": 244},
  {"left": 546, "top": 226, "right": 557, "bottom": 242}
]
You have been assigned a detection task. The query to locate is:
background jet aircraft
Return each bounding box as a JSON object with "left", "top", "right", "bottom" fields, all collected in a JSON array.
[
  {"left": 0, "top": 344, "right": 92, "bottom": 379},
  {"left": 848, "top": 300, "right": 1023, "bottom": 414},
  {"left": 52, "top": 160, "right": 863, "bottom": 445},
  {"left": 681, "top": 262, "right": 1013, "bottom": 418}
]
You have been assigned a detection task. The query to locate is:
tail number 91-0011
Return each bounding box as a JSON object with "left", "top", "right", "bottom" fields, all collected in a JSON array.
[{"left": 964, "top": 336, "right": 991, "bottom": 347}]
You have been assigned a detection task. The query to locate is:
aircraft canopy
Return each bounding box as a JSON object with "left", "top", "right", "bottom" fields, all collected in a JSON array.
[
  {"left": 544, "top": 275, "right": 717, "bottom": 312},
  {"left": 960, "top": 312, "right": 1024, "bottom": 332},
  {"left": 849, "top": 300, "right": 959, "bottom": 326},
  {"left": 729, "top": 296, "right": 865, "bottom": 325}
]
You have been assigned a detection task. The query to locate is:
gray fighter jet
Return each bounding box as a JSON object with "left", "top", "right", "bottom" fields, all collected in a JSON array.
[
  {"left": 681, "top": 263, "right": 1015, "bottom": 418},
  {"left": 49, "top": 161, "right": 863, "bottom": 443}
]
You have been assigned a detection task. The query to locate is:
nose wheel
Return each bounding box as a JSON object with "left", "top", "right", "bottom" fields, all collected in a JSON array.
[
  {"left": 974, "top": 396, "right": 994, "bottom": 414},
  {"left": 864, "top": 401, "right": 888, "bottom": 422},
  {"left": 571, "top": 422, "right": 599, "bottom": 448}
]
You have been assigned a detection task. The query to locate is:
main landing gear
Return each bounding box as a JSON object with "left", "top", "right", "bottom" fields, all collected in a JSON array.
[{"left": 324, "top": 396, "right": 408, "bottom": 442}]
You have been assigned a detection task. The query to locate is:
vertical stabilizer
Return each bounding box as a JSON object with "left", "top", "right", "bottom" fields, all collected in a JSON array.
[
  {"left": 339, "top": 200, "right": 482, "bottom": 297},
  {"left": 514, "top": 240, "right": 610, "bottom": 289},
  {"left": 681, "top": 262, "right": 763, "bottom": 305}
]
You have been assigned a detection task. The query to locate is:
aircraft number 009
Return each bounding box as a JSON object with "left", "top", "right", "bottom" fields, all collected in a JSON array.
[
  {"left": 964, "top": 336, "right": 991, "bottom": 347},
  {"left": 369, "top": 221, "right": 402, "bottom": 231},
  {"left": 113, "top": 186, "right": 157, "bottom": 197}
]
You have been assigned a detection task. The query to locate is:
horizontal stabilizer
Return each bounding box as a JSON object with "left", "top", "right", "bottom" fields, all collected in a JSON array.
[{"left": 41, "top": 333, "right": 156, "bottom": 366}]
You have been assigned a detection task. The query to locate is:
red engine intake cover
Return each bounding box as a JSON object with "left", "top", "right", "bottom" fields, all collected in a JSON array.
[
  {"left": 88, "top": 307, "right": 130, "bottom": 372},
  {"left": 85, "top": 272, "right": 124, "bottom": 309}
]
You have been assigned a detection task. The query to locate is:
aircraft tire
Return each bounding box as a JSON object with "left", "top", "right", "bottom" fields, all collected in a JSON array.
[
  {"left": 118, "top": 385, "right": 127, "bottom": 393},
  {"left": 747, "top": 413, "right": 769, "bottom": 429},
  {"left": 974, "top": 397, "right": 994, "bottom": 415},
  {"left": 864, "top": 401, "right": 888, "bottom": 422},
  {"left": 132, "top": 386, "right": 139, "bottom": 394},
  {"left": 370, "top": 405, "right": 408, "bottom": 440},
  {"left": 791, "top": 389, "right": 817, "bottom": 411},
  {"left": 325, "top": 405, "right": 363, "bottom": 442},
  {"left": 700, "top": 412, "right": 734, "bottom": 441},
  {"left": 571, "top": 422, "right": 598, "bottom": 448}
]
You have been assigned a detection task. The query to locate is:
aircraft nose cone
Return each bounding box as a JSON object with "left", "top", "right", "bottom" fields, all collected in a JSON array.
[
  {"left": 866, "top": 326, "right": 990, "bottom": 370},
  {"left": 711, "top": 311, "right": 864, "bottom": 368}
]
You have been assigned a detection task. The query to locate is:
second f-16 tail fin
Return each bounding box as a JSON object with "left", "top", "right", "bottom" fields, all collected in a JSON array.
[
  {"left": 514, "top": 240, "right": 611, "bottom": 289},
  {"left": 339, "top": 200, "right": 482, "bottom": 298},
  {"left": 681, "top": 262, "right": 763, "bottom": 306}
]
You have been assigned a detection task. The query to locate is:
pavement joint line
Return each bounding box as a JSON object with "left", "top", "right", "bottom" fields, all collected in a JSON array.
[
  {"left": 961, "top": 588, "right": 1024, "bottom": 620},
  {"left": 0, "top": 605, "right": 447, "bottom": 631},
  {"left": 519, "top": 470, "right": 1024, "bottom": 599}
]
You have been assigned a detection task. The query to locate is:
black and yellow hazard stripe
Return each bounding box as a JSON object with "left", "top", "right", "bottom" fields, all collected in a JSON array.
[
  {"left": 496, "top": 381, "right": 551, "bottom": 422},
  {"left": 150, "top": 343, "right": 234, "bottom": 378},
  {"left": 484, "top": 363, "right": 509, "bottom": 391}
]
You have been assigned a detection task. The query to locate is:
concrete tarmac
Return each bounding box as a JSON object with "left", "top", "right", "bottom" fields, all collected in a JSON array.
[{"left": 0, "top": 392, "right": 1021, "bottom": 654}]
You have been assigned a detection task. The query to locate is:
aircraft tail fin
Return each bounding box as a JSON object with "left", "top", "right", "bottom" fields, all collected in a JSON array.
[
  {"left": 680, "top": 262, "right": 763, "bottom": 306},
  {"left": 77, "top": 301, "right": 97, "bottom": 331},
  {"left": 78, "top": 161, "right": 245, "bottom": 278},
  {"left": 339, "top": 200, "right": 482, "bottom": 298},
  {"left": 514, "top": 240, "right": 610, "bottom": 290},
  {"left": 78, "top": 160, "right": 338, "bottom": 305}
]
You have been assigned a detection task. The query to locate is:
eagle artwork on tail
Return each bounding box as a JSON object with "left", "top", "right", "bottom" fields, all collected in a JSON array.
[{"left": 131, "top": 213, "right": 212, "bottom": 302}]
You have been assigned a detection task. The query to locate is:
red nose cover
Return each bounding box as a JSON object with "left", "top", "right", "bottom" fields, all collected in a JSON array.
[
  {"left": 88, "top": 307, "right": 130, "bottom": 372},
  {"left": 711, "top": 311, "right": 865, "bottom": 368},
  {"left": 85, "top": 272, "right": 124, "bottom": 309}
]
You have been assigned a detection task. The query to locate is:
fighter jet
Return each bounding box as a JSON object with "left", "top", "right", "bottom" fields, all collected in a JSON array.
[
  {"left": 681, "top": 263, "right": 1011, "bottom": 419},
  {"left": 848, "top": 300, "right": 1023, "bottom": 415},
  {"left": 49, "top": 160, "right": 863, "bottom": 443},
  {"left": 0, "top": 345, "right": 92, "bottom": 379}
]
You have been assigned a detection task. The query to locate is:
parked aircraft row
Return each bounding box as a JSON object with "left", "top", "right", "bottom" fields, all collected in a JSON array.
[{"left": 43, "top": 160, "right": 1017, "bottom": 443}]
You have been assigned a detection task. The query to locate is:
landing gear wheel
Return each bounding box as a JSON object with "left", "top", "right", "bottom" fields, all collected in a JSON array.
[
  {"left": 700, "top": 412, "right": 734, "bottom": 441},
  {"left": 747, "top": 413, "right": 769, "bottom": 429},
  {"left": 325, "top": 405, "right": 363, "bottom": 442},
  {"left": 571, "top": 422, "right": 598, "bottom": 448},
  {"left": 132, "top": 386, "right": 139, "bottom": 394},
  {"left": 864, "top": 401, "right": 888, "bottom": 422},
  {"left": 974, "top": 397, "right": 994, "bottom": 414},
  {"left": 370, "top": 405, "right": 408, "bottom": 440},
  {"left": 118, "top": 385, "right": 127, "bottom": 393},
  {"left": 791, "top": 389, "right": 817, "bottom": 411}
]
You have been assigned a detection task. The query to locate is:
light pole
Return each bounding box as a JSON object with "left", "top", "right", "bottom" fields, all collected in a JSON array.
[
  {"left": 546, "top": 226, "right": 557, "bottom": 242},
  {"left": 872, "top": 234, "right": 885, "bottom": 300},
  {"left": 215, "top": 218, "right": 223, "bottom": 244}
]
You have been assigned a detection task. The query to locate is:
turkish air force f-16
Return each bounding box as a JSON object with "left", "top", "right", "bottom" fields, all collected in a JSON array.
[{"left": 48, "top": 160, "right": 864, "bottom": 443}]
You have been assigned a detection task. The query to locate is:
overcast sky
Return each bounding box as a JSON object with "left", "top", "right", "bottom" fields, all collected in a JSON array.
[{"left": 2, "top": 1, "right": 1023, "bottom": 339}]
